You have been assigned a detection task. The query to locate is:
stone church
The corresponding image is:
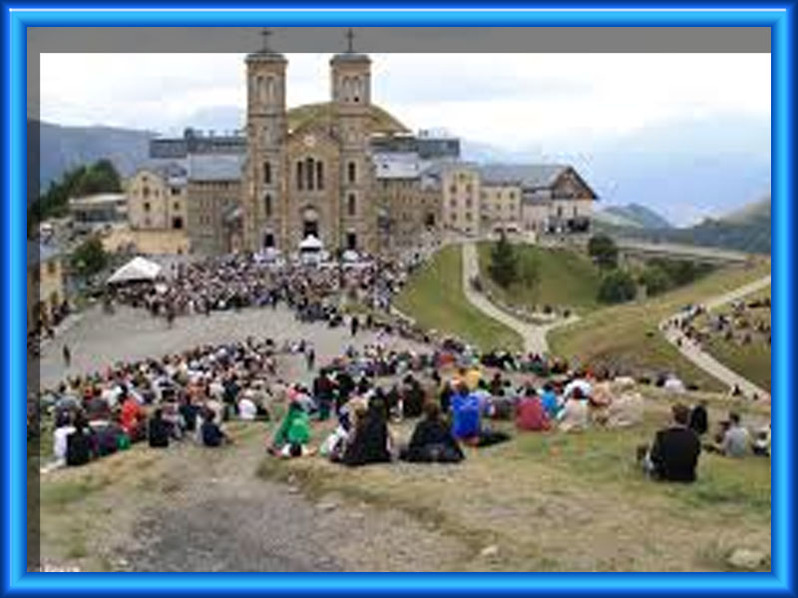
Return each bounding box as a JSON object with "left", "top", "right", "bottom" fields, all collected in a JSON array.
[{"left": 242, "top": 33, "right": 388, "bottom": 255}]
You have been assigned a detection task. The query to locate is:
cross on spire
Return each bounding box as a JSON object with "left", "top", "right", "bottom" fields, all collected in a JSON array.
[
  {"left": 260, "top": 27, "right": 272, "bottom": 52},
  {"left": 346, "top": 28, "right": 355, "bottom": 53}
]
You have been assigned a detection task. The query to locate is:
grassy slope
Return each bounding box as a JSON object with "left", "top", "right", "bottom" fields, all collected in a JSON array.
[
  {"left": 477, "top": 242, "right": 602, "bottom": 314},
  {"left": 701, "top": 286, "right": 771, "bottom": 391},
  {"left": 259, "top": 395, "right": 770, "bottom": 572},
  {"left": 394, "top": 245, "right": 523, "bottom": 352},
  {"left": 549, "top": 261, "right": 772, "bottom": 391}
]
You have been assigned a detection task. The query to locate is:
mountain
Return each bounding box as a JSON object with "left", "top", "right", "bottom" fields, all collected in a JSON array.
[
  {"left": 462, "top": 114, "right": 770, "bottom": 227},
  {"left": 604, "top": 195, "right": 771, "bottom": 255},
  {"left": 33, "top": 120, "right": 155, "bottom": 198},
  {"left": 595, "top": 204, "right": 672, "bottom": 229}
]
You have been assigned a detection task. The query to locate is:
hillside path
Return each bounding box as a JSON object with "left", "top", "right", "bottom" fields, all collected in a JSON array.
[
  {"left": 660, "top": 274, "right": 771, "bottom": 400},
  {"left": 461, "top": 242, "right": 579, "bottom": 355}
]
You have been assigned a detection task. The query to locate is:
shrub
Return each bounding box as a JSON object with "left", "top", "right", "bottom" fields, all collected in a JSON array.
[{"left": 597, "top": 269, "right": 637, "bottom": 304}]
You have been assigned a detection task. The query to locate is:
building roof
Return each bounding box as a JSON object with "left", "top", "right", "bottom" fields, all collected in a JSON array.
[
  {"left": 373, "top": 152, "right": 423, "bottom": 180},
  {"left": 187, "top": 154, "right": 244, "bottom": 182},
  {"left": 330, "top": 52, "right": 371, "bottom": 64},
  {"left": 137, "top": 160, "right": 189, "bottom": 185},
  {"left": 68, "top": 193, "right": 127, "bottom": 207},
  {"left": 478, "top": 164, "right": 568, "bottom": 188}
]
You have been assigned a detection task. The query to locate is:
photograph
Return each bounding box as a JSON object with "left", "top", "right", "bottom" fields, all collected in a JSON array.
[{"left": 25, "top": 25, "right": 773, "bottom": 576}]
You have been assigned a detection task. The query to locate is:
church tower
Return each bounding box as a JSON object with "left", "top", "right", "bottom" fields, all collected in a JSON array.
[
  {"left": 243, "top": 29, "right": 287, "bottom": 251},
  {"left": 330, "top": 29, "right": 375, "bottom": 253}
]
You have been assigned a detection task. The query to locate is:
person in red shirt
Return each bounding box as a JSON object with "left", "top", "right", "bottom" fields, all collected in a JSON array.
[
  {"left": 119, "top": 392, "right": 145, "bottom": 442},
  {"left": 516, "top": 394, "right": 551, "bottom": 432}
]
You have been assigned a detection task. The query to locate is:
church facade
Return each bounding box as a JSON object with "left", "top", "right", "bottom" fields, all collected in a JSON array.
[{"left": 242, "top": 40, "right": 380, "bottom": 255}]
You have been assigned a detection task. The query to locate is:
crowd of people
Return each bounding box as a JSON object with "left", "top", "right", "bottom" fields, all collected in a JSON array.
[{"left": 107, "top": 252, "right": 416, "bottom": 325}]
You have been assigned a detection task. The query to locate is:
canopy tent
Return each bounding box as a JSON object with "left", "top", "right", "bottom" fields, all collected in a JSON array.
[
  {"left": 107, "top": 256, "right": 162, "bottom": 284},
  {"left": 299, "top": 235, "right": 323, "bottom": 252}
]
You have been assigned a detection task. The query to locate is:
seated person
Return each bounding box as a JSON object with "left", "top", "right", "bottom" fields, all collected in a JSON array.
[
  {"left": 53, "top": 413, "right": 76, "bottom": 467},
  {"left": 557, "top": 387, "right": 589, "bottom": 432},
  {"left": 639, "top": 403, "right": 701, "bottom": 482},
  {"left": 119, "top": 393, "right": 146, "bottom": 443},
  {"left": 269, "top": 401, "right": 312, "bottom": 457},
  {"left": 450, "top": 384, "right": 510, "bottom": 448},
  {"left": 341, "top": 399, "right": 392, "bottom": 467},
  {"left": 148, "top": 408, "right": 170, "bottom": 449},
  {"left": 720, "top": 412, "right": 750, "bottom": 458},
  {"left": 516, "top": 394, "right": 550, "bottom": 432},
  {"left": 400, "top": 401, "right": 464, "bottom": 463},
  {"left": 752, "top": 423, "right": 770, "bottom": 457},
  {"left": 66, "top": 414, "right": 93, "bottom": 467},
  {"left": 539, "top": 383, "right": 562, "bottom": 420},
  {"left": 237, "top": 393, "right": 258, "bottom": 422},
  {"left": 201, "top": 410, "right": 232, "bottom": 448},
  {"left": 688, "top": 400, "right": 709, "bottom": 436},
  {"left": 401, "top": 376, "right": 425, "bottom": 419}
]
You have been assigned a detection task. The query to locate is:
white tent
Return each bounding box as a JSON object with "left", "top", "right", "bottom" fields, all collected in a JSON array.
[
  {"left": 299, "top": 235, "right": 323, "bottom": 251},
  {"left": 107, "top": 256, "right": 162, "bottom": 284}
]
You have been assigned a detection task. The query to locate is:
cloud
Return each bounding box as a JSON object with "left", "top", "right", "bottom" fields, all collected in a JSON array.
[{"left": 40, "top": 52, "right": 770, "bottom": 151}]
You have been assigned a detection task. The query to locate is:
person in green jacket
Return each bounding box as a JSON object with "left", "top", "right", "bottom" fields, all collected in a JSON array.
[{"left": 269, "top": 401, "right": 313, "bottom": 457}]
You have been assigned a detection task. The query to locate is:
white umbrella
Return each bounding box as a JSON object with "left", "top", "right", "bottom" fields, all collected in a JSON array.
[{"left": 107, "top": 256, "right": 162, "bottom": 284}]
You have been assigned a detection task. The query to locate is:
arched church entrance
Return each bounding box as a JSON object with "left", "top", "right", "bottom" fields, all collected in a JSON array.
[{"left": 302, "top": 206, "right": 319, "bottom": 239}]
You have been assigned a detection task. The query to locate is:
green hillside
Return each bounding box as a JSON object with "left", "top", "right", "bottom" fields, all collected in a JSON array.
[
  {"left": 394, "top": 245, "right": 523, "bottom": 352},
  {"left": 477, "top": 242, "right": 602, "bottom": 314},
  {"left": 549, "top": 260, "right": 772, "bottom": 391}
]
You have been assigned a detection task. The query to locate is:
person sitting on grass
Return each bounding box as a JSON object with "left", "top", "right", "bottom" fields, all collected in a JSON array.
[
  {"left": 688, "top": 400, "right": 709, "bottom": 436},
  {"left": 718, "top": 412, "right": 751, "bottom": 458},
  {"left": 400, "top": 401, "right": 464, "bottom": 464},
  {"left": 557, "top": 386, "right": 589, "bottom": 432},
  {"left": 515, "top": 392, "right": 551, "bottom": 432},
  {"left": 341, "top": 398, "right": 392, "bottom": 467},
  {"left": 148, "top": 408, "right": 170, "bottom": 449},
  {"left": 269, "top": 401, "right": 313, "bottom": 458},
  {"left": 638, "top": 403, "right": 701, "bottom": 483},
  {"left": 66, "top": 412, "right": 93, "bottom": 467},
  {"left": 752, "top": 422, "right": 770, "bottom": 457},
  {"left": 450, "top": 383, "right": 510, "bottom": 448},
  {"left": 539, "top": 383, "right": 562, "bottom": 420},
  {"left": 201, "top": 409, "right": 232, "bottom": 448}
]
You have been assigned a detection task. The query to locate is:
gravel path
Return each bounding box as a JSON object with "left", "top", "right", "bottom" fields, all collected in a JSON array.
[
  {"left": 461, "top": 242, "right": 579, "bottom": 355},
  {"left": 660, "top": 275, "right": 771, "bottom": 400}
]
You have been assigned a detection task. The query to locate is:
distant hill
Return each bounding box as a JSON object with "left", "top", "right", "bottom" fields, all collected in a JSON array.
[
  {"left": 33, "top": 120, "right": 155, "bottom": 198},
  {"left": 602, "top": 195, "right": 771, "bottom": 255},
  {"left": 595, "top": 204, "right": 672, "bottom": 229}
]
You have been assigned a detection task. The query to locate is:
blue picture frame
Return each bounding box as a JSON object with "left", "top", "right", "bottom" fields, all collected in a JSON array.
[{"left": 2, "top": 3, "right": 792, "bottom": 596}]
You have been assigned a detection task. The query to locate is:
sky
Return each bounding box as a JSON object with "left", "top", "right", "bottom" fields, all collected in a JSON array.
[{"left": 39, "top": 52, "right": 770, "bottom": 154}]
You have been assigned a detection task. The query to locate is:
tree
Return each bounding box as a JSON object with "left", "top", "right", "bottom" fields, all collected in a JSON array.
[
  {"left": 638, "top": 265, "right": 672, "bottom": 296},
  {"left": 597, "top": 269, "right": 637, "bottom": 304},
  {"left": 488, "top": 233, "right": 517, "bottom": 288},
  {"left": 519, "top": 251, "right": 541, "bottom": 298},
  {"left": 71, "top": 236, "right": 108, "bottom": 278},
  {"left": 587, "top": 234, "right": 619, "bottom": 270}
]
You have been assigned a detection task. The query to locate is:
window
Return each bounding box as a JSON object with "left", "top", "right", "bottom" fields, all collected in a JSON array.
[
  {"left": 263, "top": 161, "right": 272, "bottom": 185},
  {"left": 296, "top": 161, "right": 304, "bottom": 190},
  {"left": 346, "top": 232, "right": 357, "bottom": 250},
  {"left": 47, "top": 261, "right": 56, "bottom": 276},
  {"left": 316, "top": 161, "right": 324, "bottom": 190},
  {"left": 171, "top": 187, "right": 180, "bottom": 196},
  {"left": 347, "top": 193, "right": 356, "bottom": 217},
  {"left": 142, "top": 186, "right": 150, "bottom": 199},
  {"left": 143, "top": 202, "right": 151, "bottom": 212},
  {"left": 264, "top": 194, "right": 273, "bottom": 218},
  {"left": 348, "top": 161, "right": 357, "bottom": 184},
  {"left": 557, "top": 206, "right": 563, "bottom": 218},
  {"left": 465, "top": 212, "right": 472, "bottom": 222},
  {"left": 306, "top": 157, "right": 315, "bottom": 191},
  {"left": 449, "top": 199, "right": 456, "bottom": 208},
  {"left": 573, "top": 206, "right": 578, "bottom": 217},
  {"left": 173, "top": 202, "right": 180, "bottom": 211},
  {"left": 449, "top": 185, "right": 456, "bottom": 194}
]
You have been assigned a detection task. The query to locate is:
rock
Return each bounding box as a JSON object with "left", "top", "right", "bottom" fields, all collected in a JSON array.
[
  {"left": 287, "top": 486, "right": 300, "bottom": 494},
  {"left": 727, "top": 548, "right": 767, "bottom": 570},
  {"left": 317, "top": 501, "right": 337, "bottom": 512},
  {"left": 480, "top": 545, "right": 499, "bottom": 558}
]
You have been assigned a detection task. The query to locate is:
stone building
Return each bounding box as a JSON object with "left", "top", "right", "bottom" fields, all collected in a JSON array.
[
  {"left": 186, "top": 154, "right": 244, "bottom": 256},
  {"left": 127, "top": 163, "right": 188, "bottom": 231},
  {"left": 242, "top": 33, "right": 430, "bottom": 255}
]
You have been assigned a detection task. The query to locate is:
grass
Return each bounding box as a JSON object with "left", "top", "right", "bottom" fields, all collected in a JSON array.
[
  {"left": 549, "top": 260, "right": 771, "bottom": 391},
  {"left": 394, "top": 245, "right": 523, "bottom": 352},
  {"left": 477, "top": 242, "right": 602, "bottom": 314},
  {"left": 256, "top": 393, "right": 770, "bottom": 572},
  {"left": 699, "top": 285, "right": 771, "bottom": 391}
]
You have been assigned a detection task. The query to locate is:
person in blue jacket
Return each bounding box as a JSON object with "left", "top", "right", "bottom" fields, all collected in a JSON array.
[{"left": 450, "top": 383, "right": 510, "bottom": 448}]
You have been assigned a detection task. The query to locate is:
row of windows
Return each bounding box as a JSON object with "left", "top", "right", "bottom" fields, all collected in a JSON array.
[
  {"left": 142, "top": 202, "right": 181, "bottom": 212},
  {"left": 293, "top": 159, "right": 357, "bottom": 191},
  {"left": 262, "top": 193, "right": 358, "bottom": 217}
]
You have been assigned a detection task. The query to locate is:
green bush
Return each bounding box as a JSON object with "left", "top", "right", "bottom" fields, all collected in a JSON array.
[
  {"left": 488, "top": 233, "right": 517, "bottom": 288},
  {"left": 597, "top": 269, "right": 637, "bottom": 304},
  {"left": 587, "top": 234, "right": 619, "bottom": 269},
  {"left": 638, "top": 265, "right": 672, "bottom": 296}
]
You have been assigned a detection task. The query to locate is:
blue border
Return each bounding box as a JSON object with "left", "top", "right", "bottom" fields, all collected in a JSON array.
[{"left": 3, "top": 5, "right": 793, "bottom": 597}]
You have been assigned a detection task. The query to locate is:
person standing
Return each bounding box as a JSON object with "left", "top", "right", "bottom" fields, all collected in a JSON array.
[
  {"left": 350, "top": 315, "right": 360, "bottom": 338},
  {"left": 62, "top": 344, "right": 71, "bottom": 368},
  {"left": 305, "top": 344, "right": 316, "bottom": 372},
  {"left": 688, "top": 400, "right": 709, "bottom": 436}
]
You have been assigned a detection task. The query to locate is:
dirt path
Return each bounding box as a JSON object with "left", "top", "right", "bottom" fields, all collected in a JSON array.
[
  {"left": 660, "top": 275, "right": 771, "bottom": 400},
  {"left": 461, "top": 242, "right": 578, "bottom": 355}
]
